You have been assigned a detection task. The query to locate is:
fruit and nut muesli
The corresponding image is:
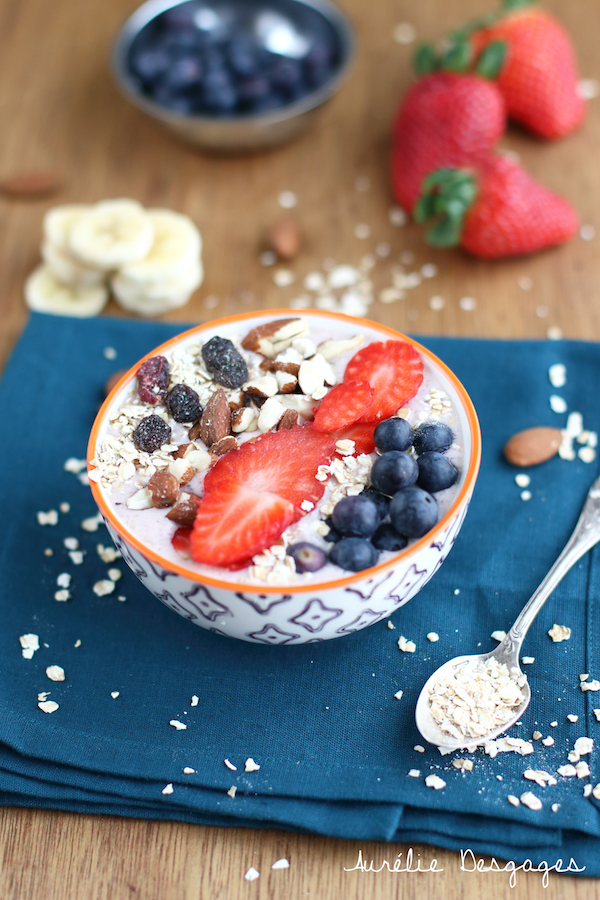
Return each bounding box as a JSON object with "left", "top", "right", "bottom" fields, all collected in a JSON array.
[{"left": 90, "top": 316, "right": 463, "bottom": 584}]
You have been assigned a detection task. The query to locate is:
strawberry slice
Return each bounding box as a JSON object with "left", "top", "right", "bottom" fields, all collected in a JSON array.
[
  {"left": 331, "top": 421, "right": 377, "bottom": 455},
  {"left": 172, "top": 527, "right": 192, "bottom": 557},
  {"left": 344, "top": 341, "right": 424, "bottom": 422},
  {"left": 312, "top": 380, "right": 374, "bottom": 432},
  {"left": 191, "top": 481, "right": 296, "bottom": 567},
  {"left": 192, "top": 425, "right": 337, "bottom": 567}
]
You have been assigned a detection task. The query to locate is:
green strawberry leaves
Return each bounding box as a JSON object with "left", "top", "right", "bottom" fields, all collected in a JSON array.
[
  {"left": 414, "top": 169, "right": 479, "bottom": 247},
  {"left": 475, "top": 41, "right": 507, "bottom": 78}
]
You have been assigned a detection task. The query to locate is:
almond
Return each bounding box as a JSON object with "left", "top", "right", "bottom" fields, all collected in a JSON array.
[
  {"left": 147, "top": 471, "right": 179, "bottom": 508},
  {"left": 231, "top": 407, "right": 257, "bottom": 433},
  {"left": 504, "top": 427, "right": 562, "bottom": 467},
  {"left": 172, "top": 442, "right": 193, "bottom": 459},
  {"left": 228, "top": 391, "right": 245, "bottom": 411},
  {"left": 243, "top": 375, "right": 279, "bottom": 400},
  {"left": 259, "top": 358, "right": 301, "bottom": 377},
  {"left": 277, "top": 409, "right": 298, "bottom": 430},
  {"left": 199, "top": 388, "right": 231, "bottom": 447},
  {"left": 168, "top": 457, "right": 195, "bottom": 485},
  {"left": 166, "top": 492, "right": 202, "bottom": 528},
  {"left": 269, "top": 217, "right": 301, "bottom": 260},
  {"left": 241, "top": 318, "right": 308, "bottom": 358},
  {"left": 0, "top": 170, "right": 63, "bottom": 198},
  {"left": 210, "top": 435, "right": 238, "bottom": 455}
]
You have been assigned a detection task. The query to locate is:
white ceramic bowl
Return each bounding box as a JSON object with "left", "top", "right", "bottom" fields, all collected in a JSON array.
[{"left": 88, "top": 309, "right": 481, "bottom": 643}]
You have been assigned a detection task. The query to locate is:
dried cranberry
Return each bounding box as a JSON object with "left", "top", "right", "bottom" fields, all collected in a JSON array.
[
  {"left": 201, "top": 336, "right": 248, "bottom": 389},
  {"left": 166, "top": 383, "right": 203, "bottom": 423},
  {"left": 137, "top": 356, "right": 170, "bottom": 404},
  {"left": 133, "top": 415, "right": 172, "bottom": 452}
]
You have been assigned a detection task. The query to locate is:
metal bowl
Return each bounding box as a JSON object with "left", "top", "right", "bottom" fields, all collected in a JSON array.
[{"left": 111, "top": 0, "right": 355, "bottom": 151}]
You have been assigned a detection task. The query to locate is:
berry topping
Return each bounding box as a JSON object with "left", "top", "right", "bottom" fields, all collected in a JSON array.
[
  {"left": 330, "top": 421, "right": 377, "bottom": 455},
  {"left": 322, "top": 517, "right": 342, "bottom": 543},
  {"left": 413, "top": 422, "right": 454, "bottom": 454},
  {"left": 330, "top": 537, "right": 379, "bottom": 573},
  {"left": 360, "top": 487, "right": 390, "bottom": 520},
  {"left": 166, "top": 383, "right": 203, "bottom": 423},
  {"left": 371, "top": 523, "right": 408, "bottom": 552},
  {"left": 343, "top": 341, "right": 424, "bottom": 422},
  {"left": 191, "top": 425, "right": 337, "bottom": 567},
  {"left": 331, "top": 495, "right": 381, "bottom": 539},
  {"left": 133, "top": 415, "right": 172, "bottom": 453},
  {"left": 137, "top": 355, "right": 169, "bottom": 404},
  {"left": 370, "top": 451, "right": 418, "bottom": 496},
  {"left": 171, "top": 526, "right": 192, "bottom": 557},
  {"left": 389, "top": 486, "right": 438, "bottom": 538},
  {"left": 287, "top": 542, "right": 328, "bottom": 573},
  {"left": 201, "top": 336, "right": 249, "bottom": 389},
  {"left": 312, "top": 381, "right": 374, "bottom": 432},
  {"left": 417, "top": 451, "right": 459, "bottom": 493},
  {"left": 374, "top": 417, "right": 414, "bottom": 453}
]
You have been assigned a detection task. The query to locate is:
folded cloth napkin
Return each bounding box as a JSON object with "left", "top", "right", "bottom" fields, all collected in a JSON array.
[{"left": 1, "top": 312, "right": 600, "bottom": 876}]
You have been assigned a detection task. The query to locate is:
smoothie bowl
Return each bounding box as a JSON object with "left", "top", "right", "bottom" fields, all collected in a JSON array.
[{"left": 87, "top": 310, "right": 481, "bottom": 643}]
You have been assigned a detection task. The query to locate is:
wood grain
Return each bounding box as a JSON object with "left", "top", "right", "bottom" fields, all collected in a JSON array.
[{"left": 1, "top": 0, "right": 600, "bottom": 897}]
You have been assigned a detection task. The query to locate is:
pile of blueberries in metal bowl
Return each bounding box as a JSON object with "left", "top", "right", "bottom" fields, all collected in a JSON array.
[{"left": 127, "top": 0, "right": 341, "bottom": 117}]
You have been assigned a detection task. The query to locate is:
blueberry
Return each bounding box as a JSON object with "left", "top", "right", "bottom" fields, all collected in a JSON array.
[
  {"left": 330, "top": 537, "right": 379, "bottom": 572},
  {"left": 201, "top": 336, "right": 249, "bottom": 387},
  {"left": 417, "top": 451, "right": 458, "bottom": 493},
  {"left": 389, "top": 487, "right": 438, "bottom": 538},
  {"left": 227, "top": 35, "right": 259, "bottom": 77},
  {"left": 201, "top": 69, "right": 238, "bottom": 112},
  {"left": 133, "top": 415, "right": 172, "bottom": 453},
  {"left": 269, "top": 58, "right": 303, "bottom": 95},
  {"left": 164, "top": 56, "right": 203, "bottom": 90},
  {"left": 360, "top": 487, "right": 390, "bottom": 520},
  {"left": 374, "top": 417, "right": 413, "bottom": 453},
  {"left": 322, "top": 517, "right": 342, "bottom": 543},
  {"left": 370, "top": 451, "right": 418, "bottom": 496},
  {"left": 331, "top": 495, "right": 380, "bottom": 538},
  {"left": 166, "top": 384, "right": 202, "bottom": 423},
  {"left": 249, "top": 93, "right": 285, "bottom": 114},
  {"left": 371, "top": 523, "right": 408, "bottom": 552},
  {"left": 413, "top": 422, "right": 454, "bottom": 454},
  {"left": 287, "top": 542, "right": 327, "bottom": 573},
  {"left": 237, "top": 75, "right": 271, "bottom": 107},
  {"left": 130, "top": 48, "right": 170, "bottom": 82},
  {"left": 304, "top": 60, "right": 331, "bottom": 89}
]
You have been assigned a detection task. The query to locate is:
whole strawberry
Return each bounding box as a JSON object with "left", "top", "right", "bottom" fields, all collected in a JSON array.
[
  {"left": 391, "top": 68, "right": 506, "bottom": 212},
  {"left": 468, "top": 0, "right": 585, "bottom": 138},
  {"left": 414, "top": 154, "right": 579, "bottom": 258}
]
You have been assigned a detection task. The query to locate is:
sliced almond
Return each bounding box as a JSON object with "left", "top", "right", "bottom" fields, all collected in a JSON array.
[
  {"left": 243, "top": 374, "right": 279, "bottom": 400},
  {"left": 231, "top": 407, "right": 258, "bottom": 433},
  {"left": 172, "top": 442, "right": 193, "bottom": 459},
  {"left": 257, "top": 397, "right": 286, "bottom": 432},
  {"left": 279, "top": 394, "right": 315, "bottom": 418},
  {"left": 186, "top": 448, "right": 216, "bottom": 472},
  {"left": 228, "top": 391, "right": 245, "bottom": 411},
  {"left": 147, "top": 471, "right": 179, "bottom": 508},
  {"left": 168, "top": 457, "right": 195, "bottom": 485},
  {"left": 291, "top": 337, "right": 316, "bottom": 359},
  {"left": 126, "top": 487, "right": 153, "bottom": 510},
  {"left": 275, "top": 370, "right": 297, "bottom": 393},
  {"left": 317, "top": 334, "right": 364, "bottom": 360},
  {"left": 200, "top": 388, "right": 231, "bottom": 447},
  {"left": 259, "top": 358, "right": 301, "bottom": 377},
  {"left": 277, "top": 409, "right": 298, "bottom": 430},
  {"left": 210, "top": 435, "right": 238, "bottom": 455},
  {"left": 269, "top": 217, "right": 301, "bottom": 259},
  {"left": 241, "top": 318, "right": 309, "bottom": 358},
  {"left": 504, "top": 427, "right": 562, "bottom": 467},
  {"left": 166, "top": 492, "right": 202, "bottom": 528},
  {"left": 0, "top": 170, "right": 63, "bottom": 198}
]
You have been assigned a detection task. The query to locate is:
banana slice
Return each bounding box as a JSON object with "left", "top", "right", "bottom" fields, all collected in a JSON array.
[
  {"left": 25, "top": 264, "right": 109, "bottom": 317},
  {"left": 118, "top": 209, "right": 202, "bottom": 283},
  {"left": 68, "top": 199, "right": 154, "bottom": 271},
  {"left": 43, "top": 204, "right": 93, "bottom": 252},
  {"left": 41, "top": 241, "right": 106, "bottom": 287},
  {"left": 111, "top": 260, "right": 203, "bottom": 317}
]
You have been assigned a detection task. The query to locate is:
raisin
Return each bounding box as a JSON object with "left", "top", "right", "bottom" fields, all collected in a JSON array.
[
  {"left": 166, "top": 383, "right": 202, "bottom": 423},
  {"left": 133, "top": 415, "right": 172, "bottom": 452},
  {"left": 137, "top": 356, "right": 170, "bottom": 404},
  {"left": 201, "top": 336, "right": 248, "bottom": 389}
]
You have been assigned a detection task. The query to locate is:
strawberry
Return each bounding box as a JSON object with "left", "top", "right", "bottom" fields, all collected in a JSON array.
[
  {"left": 312, "top": 380, "right": 374, "bottom": 432},
  {"left": 191, "top": 425, "right": 337, "bottom": 567},
  {"left": 391, "top": 70, "right": 506, "bottom": 212},
  {"left": 343, "top": 342, "right": 424, "bottom": 422},
  {"left": 172, "top": 527, "right": 192, "bottom": 557},
  {"left": 469, "top": 1, "right": 585, "bottom": 139},
  {"left": 414, "top": 154, "right": 578, "bottom": 258},
  {"left": 330, "top": 421, "right": 377, "bottom": 455}
]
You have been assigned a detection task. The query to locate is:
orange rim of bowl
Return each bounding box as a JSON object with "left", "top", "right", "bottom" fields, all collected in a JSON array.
[{"left": 87, "top": 309, "right": 482, "bottom": 594}]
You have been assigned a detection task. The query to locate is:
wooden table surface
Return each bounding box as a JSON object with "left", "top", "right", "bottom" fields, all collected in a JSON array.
[{"left": 1, "top": 0, "right": 600, "bottom": 897}]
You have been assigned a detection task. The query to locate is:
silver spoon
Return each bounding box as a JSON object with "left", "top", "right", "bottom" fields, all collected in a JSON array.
[{"left": 415, "top": 474, "right": 600, "bottom": 751}]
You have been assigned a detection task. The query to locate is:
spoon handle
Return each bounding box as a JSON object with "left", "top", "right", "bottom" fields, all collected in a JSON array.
[{"left": 507, "top": 475, "right": 600, "bottom": 647}]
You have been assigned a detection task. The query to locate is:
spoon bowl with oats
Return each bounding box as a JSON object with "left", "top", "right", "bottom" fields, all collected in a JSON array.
[{"left": 416, "top": 474, "right": 600, "bottom": 751}]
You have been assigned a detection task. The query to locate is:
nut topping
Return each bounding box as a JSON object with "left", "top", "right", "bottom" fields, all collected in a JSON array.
[
  {"left": 231, "top": 407, "right": 258, "bottom": 433},
  {"left": 199, "top": 388, "right": 231, "bottom": 447},
  {"left": 268, "top": 217, "right": 301, "bottom": 259},
  {"left": 168, "top": 457, "right": 195, "bottom": 485},
  {"left": 210, "top": 435, "right": 238, "bottom": 455},
  {"left": 277, "top": 409, "right": 298, "bottom": 430},
  {"left": 243, "top": 374, "right": 279, "bottom": 400},
  {"left": 147, "top": 471, "right": 179, "bottom": 508},
  {"left": 241, "top": 318, "right": 309, "bottom": 358},
  {"left": 166, "top": 492, "right": 202, "bottom": 528}
]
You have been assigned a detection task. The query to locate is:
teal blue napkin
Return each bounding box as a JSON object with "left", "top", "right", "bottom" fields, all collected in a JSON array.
[{"left": 1, "top": 312, "right": 599, "bottom": 876}]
